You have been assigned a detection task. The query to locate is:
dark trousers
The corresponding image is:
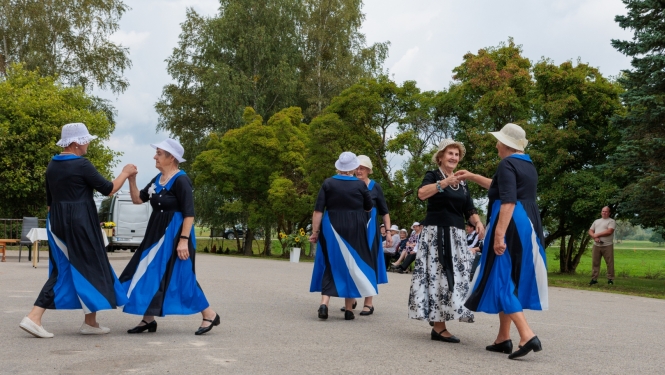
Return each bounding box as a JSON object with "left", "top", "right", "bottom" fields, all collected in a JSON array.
[
  {"left": 384, "top": 252, "right": 397, "bottom": 269},
  {"left": 397, "top": 252, "right": 417, "bottom": 271}
]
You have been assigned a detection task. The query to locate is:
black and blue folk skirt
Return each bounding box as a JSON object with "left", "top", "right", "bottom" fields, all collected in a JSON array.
[
  {"left": 119, "top": 212, "right": 209, "bottom": 316},
  {"left": 36, "top": 210, "right": 128, "bottom": 312},
  {"left": 465, "top": 200, "right": 549, "bottom": 314},
  {"left": 367, "top": 207, "right": 388, "bottom": 285},
  {"left": 310, "top": 210, "right": 378, "bottom": 298}
]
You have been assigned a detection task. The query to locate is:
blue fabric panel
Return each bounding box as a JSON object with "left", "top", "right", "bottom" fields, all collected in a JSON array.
[
  {"left": 52, "top": 154, "right": 81, "bottom": 161},
  {"left": 331, "top": 175, "right": 358, "bottom": 181},
  {"left": 320, "top": 212, "right": 361, "bottom": 297},
  {"left": 122, "top": 213, "right": 184, "bottom": 315},
  {"left": 161, "top": 257, "right": 209, "bottom": 315},
  {"left": 70, "top": 266, "right": 112, "bottom": 312},
  {"left": 47, "top": 221, "right": 81, "bottom": 309},
  {"left": 511, "top": 202, "right": 546, "bottom": 310},
  {"left": 309, "top": 241, "right": 326, "bottom": 292},
  {"left": 369, "top": 207, "right": 388, "bottom": 284},
  {"left": 508, "top": 154, "right": 532, "bottom": 163},
  {"left": 154, "top": 170, "right": 186, "bottom": 193}
]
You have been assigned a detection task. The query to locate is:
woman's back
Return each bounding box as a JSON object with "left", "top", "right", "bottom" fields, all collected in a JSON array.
[{"left": 46, "top": 156, "right": 112, "bottom": 205}]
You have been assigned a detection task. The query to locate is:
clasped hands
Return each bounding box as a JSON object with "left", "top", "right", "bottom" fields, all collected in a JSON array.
[{"left": 122, "top": 164, "right": 139, "bottom": 179}]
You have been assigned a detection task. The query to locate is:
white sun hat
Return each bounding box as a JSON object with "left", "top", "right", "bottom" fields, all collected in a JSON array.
[
  {"left": 390, "top": 224, "right": 399, "bottom": 231},
  {"left": 491, "top": 123, "right": 528, "bottom": 151},
  {"left": 432, "top": 139, "right": 466, "bottom": 164},
  {"left": 150, "top": 138, "right": 186, "bottom": 163},
  {"left": 335, "top": 151, "right": 360, "bottom": 172},
  {"left": 56, "top": 123, "right": 98, "bottom": 147},
  {"left": 357, "top": 155, "right": 373, "bottom": 173},
  {"left": 411, "top": 222, "right": 420, "bottom": 229}
]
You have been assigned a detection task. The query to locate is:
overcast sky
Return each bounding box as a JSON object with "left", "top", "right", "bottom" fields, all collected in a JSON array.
[{"left": 97, "top": 0, "right": 633, "bottom": 189}]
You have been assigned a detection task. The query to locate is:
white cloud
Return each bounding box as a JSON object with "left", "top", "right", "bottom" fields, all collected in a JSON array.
[
  {"left": 390, "top": 46, "right": 420, "bottom": 78},
  {"left": 110, "top": 30, "right": 150, "bottom": 50}
]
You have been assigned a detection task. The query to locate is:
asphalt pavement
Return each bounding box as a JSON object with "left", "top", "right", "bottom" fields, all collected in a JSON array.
[{"left": 1, "top": 250, "right": 663, "bottom": 374}]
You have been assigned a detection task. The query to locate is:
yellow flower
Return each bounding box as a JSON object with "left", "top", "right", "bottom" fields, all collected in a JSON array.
[
  {"left": 299, "top": 228, "right": 305, "bottom": 236},
  {"left": 295, "top": 237, "right": 300, "bottom": 242}
]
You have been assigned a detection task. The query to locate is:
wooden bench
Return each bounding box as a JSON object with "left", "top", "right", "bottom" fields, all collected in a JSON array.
[{"left": 0, "top": 239, "right": 19, "bottom": 262}]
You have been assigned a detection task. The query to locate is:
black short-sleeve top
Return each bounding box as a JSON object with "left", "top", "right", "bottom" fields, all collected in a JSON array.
[
  {"left": 140, "top": 171, "right": 195, "bottom": 217},
  {"left": 368, "top": 180, "right": 389, "bottom": 216},
  {"left": 46, "top": 154, "right": 114, "bottom": 206},
  {"left": 314, "top": 175, "right": 373, "bottom": 212},
  {"left": 419, "top": 169, "right": 476, "bottom": 230},
  {"left": 487, "top": 154, "right": 538, "bottom": 213}
]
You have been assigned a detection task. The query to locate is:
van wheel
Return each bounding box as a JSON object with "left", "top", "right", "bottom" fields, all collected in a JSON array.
[
  {"left": 131, "top": 248, "right": 136, "bottom": 253},
  {"left": 227, "top": 233, "right": 235, "bottom": 240},
  {"left": 106, "top": 245, "right": 114, "bottom": 252}
]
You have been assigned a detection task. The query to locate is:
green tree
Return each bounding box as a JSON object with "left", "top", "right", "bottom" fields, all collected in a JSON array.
[
  {"left": 298, "top": 0, "right": 388, "bottom": 119},
  {"left": 0, "top": 64, "right": 119, "bottom": 218},
  {"left": 649, "top": 227, "right": 664, "bottom": 246},
  {"left": 611, "top": 0, "right": 665, "bottom": 228},
  {"left": 193, "top": 107, "right": 310, "bottom": 256},
  {"left": 614, "top": 220, "right": 636, "bottom": 243},
  {"left": 0, "top": 0, "right": 131, "bottom": 93}
]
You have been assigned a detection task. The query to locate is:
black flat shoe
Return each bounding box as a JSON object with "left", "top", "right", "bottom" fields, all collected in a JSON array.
[
  {"left": 508, "top": 336, "right": 542, "bottom": 359},
  {"left": 344, "top": 310, "right": 355, "bottom": 320},
  {"left": 127, "top": 320, "right": 157, "bottom": 334},
  {"left": 318, "top": 304, "right": 328, "bottom": 320},
  {"left": 430, "top": 329, "right": 460, "bottom": 343},
  {"left": 486, "top": 339, "right": 513, "bottom": 354},
  {"left": 195, "top": 314, "right": 220, "bottom": 335},
  {"left": 359, "top": 305, "right": 374, "bottom": 316},
  {"left": 340, "top": 301, "right": 357, "bottom": 312}
]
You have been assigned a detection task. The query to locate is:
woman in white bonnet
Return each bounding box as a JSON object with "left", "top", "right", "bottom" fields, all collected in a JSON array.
[
  {"left": 119, "top": 138, "right": 220, "bottom": 335},
  {"left": 19, "top": 123, "right": 137, "bottom": 338}
]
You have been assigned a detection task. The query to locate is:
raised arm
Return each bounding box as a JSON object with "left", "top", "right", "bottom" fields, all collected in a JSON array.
[
  {"left": 455, "top": 170, "right": 492, "bottom": 190},
  {"left": 127, "top": 175, "right": 143, "bottom": 204}
]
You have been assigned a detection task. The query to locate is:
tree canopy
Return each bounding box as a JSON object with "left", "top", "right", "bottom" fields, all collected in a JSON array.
[
  {"left": 611, "top": 0, "right": 665, "bottom": 228},
  {"left": 0, "top": 64, "right": 119, "bottom": 218},
  {"left": 0, "top": 0, "right": 132, "bottom": 93}
]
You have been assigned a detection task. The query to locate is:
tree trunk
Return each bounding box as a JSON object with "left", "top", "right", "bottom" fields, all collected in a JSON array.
[
  {"left": 559, "top": 235, "right": 566, "bottom": 273},
  {"left": 243, "top": 228, "right": 254, "bottom": 256}
]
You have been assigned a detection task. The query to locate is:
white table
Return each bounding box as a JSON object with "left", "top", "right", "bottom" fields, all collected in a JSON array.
[{"left": 26, "top": 228, "right": 109, "bottom": 268}]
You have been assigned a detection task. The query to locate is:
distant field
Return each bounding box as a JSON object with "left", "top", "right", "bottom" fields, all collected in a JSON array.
[{"left": 196, "top": 238, "right": 313, "bottom": 259}]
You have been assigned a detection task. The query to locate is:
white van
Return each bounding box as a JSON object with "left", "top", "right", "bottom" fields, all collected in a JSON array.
[{"left": 107, "top": 191, "right": 152, "bottom": 252}]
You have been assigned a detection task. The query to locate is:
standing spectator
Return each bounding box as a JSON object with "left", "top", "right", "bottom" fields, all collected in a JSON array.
[
  {"left": 309, "top": 152, "right": 374, "bottom": 320},
  {"left": 589, "top": 206, "right": 616, "bottom": 285},
  {"left": 392, "top": 222, "right": 422, "bottom": 273},
  {"left": 408, "top": 139, "right": 484, "bottom": 344},
  {"left": 383, "top": 225, "right": 401, "bottom": 268}
]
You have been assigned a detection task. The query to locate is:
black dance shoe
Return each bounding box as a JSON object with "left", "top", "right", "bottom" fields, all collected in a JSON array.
[
  {"left": 340, "top": 301, "right": 357, "bottom": 312},
  {"left": 127, "top": 320, "right": 157, "bottom": 334},
  {"left": 359, "top": 305, "right": 374, "bottom": 316},
  {"left": 344, "top": 310, "right": 355, "bottom": 320},
  {"left": 508, "top": 336, "right": 542, "bottom": 359},
  {"left": 195, "top": 314, "right": 220, "bottom": 335},
  {"left": 486, "top": 339, "right": 513, "bottom": 354},
  {"left": 430, "top": 329, "right": 460, "bottom": 343},
  {"left": 318, "top": 304, "right": 328, "bottom": 320},
  {"left": 608, "top": 279, "right": 614, "bottom": 285},
  {"left": 589, "top": 279, "right": 598, "bottom": 286}
]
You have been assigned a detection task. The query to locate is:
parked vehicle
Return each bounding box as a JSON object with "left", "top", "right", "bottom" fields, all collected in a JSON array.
[{"left": 103, "top": 191, "right": 152, "bottom": 252}]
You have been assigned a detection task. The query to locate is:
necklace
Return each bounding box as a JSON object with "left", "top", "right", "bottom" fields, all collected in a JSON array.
[
  {"left": 159, "top": 169, "right": 180, "bottom": 185},
  {"left": 439, "top": 168, "right": 460, "bottom": 191}
]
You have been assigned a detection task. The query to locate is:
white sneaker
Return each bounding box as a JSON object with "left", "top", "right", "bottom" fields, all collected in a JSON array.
[
  {"left": 79, "top": 323, "right": 111, "bottom": 335},
  {"left": 19, "top": 316, "right": 54, "bottom": 338}
]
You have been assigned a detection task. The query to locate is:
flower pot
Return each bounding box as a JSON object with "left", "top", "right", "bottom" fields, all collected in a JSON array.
[
  {"left": 290, "top": 247, "right": 301, "bottom": 263},
  {"left": 103, "top": 228, "right": 113, "bottom": 237}
]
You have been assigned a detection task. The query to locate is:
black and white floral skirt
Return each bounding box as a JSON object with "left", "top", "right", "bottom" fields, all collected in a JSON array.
[{"left": 408, "top": 225, "right": 475, "bottom": 322}]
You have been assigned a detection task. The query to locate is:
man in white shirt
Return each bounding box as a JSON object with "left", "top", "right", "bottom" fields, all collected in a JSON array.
[{"left": 588, "top": 206, "right": 616, "bottom": 285}]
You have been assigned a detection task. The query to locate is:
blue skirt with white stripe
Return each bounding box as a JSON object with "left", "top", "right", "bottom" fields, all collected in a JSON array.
[
  {"left": 36, "top": 213, "right": 128, "bottom": 312},
  {"left": 119, "top": 212, "right": 209, "bottom": 316},
  {"left": 310, "top": 210, "right": 379, "bottom": 298},
  {"left": 465, "top": 200, "right": 549, "bottom": 314}
]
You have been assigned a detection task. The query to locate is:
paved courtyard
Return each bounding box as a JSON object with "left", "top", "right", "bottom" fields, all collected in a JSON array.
[{"left": 1, "top": 250, "right": 663, "bottom": 374}]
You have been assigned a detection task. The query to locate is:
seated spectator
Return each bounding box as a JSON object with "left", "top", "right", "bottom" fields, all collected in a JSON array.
[
  {"left": 397, "top": 229, "right": 409, "bottom": 255},
  {"left": 382, "top": 225, "right": 400, "bottom": 268},
  {"left": 466, "top": 221, "right": 483, "bottom": 280},
  {"left": 380, "top": 224, "right": 386, "bottom": 242},
  {"left": 393, "top": 222, "right": 422, "bottom": 273}
]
